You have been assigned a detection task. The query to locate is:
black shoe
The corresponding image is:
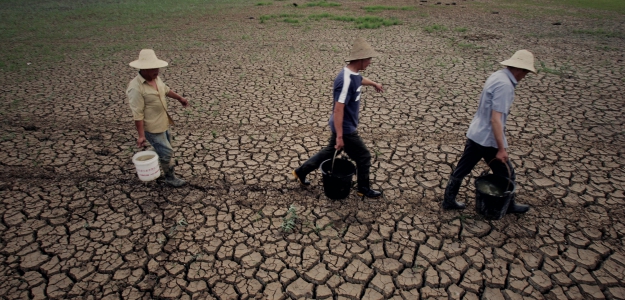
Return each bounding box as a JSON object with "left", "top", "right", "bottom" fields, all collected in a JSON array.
[
  {"left": 292, "top": 170, "right": 310, "bottom": 186},
  {"left": 357, "top": 188, "right": 382, "bottom": 198},
  {"left": 442, "top": 199, "right": 466, "bottom": 210},
  {"left": 506, "top": 194, "right": 529, "bottom": 214},
  {"left": 507, "top": 203, "right": 529, "bottom": 214}
]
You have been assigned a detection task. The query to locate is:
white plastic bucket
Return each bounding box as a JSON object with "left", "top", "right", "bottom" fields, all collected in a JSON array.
[{"left": 132, "top": 151, "right": 160, "bottom": 181}]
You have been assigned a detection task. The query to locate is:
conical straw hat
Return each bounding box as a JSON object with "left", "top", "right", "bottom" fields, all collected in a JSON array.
[
  {"left": 345, "top": 38, "right": 380, "bottom": 62},
  {"left": 500, "top": 50, "right": 536, "bottom": 73},
  {"left": 129, "top": 49, "right": 168, "bottom": 69}
]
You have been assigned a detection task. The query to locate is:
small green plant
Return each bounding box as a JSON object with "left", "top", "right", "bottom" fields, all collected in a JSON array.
[
  {"left": 537, "top": 61, "right": 574, "bottom": 77},
  {"left": 424, "top": 24, "right": 447, "bottom": 33},
  {"left": 280, "top": 204, "right": 299, "bottom": 233},
  {"left": 412, "top": 262, "right": 423, "bottom": 271},
  {"left": 454, "top": 27, "right": 467, "bottom": 32},
  {"left": 191, "top": 252, "right": 204, "bottom": 262},
  {"left": 211, "top": 130, "right": 217, "bottom": 138},
  {"left": 260, "top": 15, "right": 273, "bottom": 23},
  {"left": 312, "top": 222, "right": 333, "bottom": 234},
  {"left": 253, "top": 210, "right": 265, "bottom": 222},
  {"left": 305, "top": 0, "right": 341, "bottom": 7},
  {"left": 2, "top": 133, "right": 15, "bottom": 141},
  {"left": 336, "top": 226, "right": 348, "bottom": 237},
  {"left": 452, "top": 213, "right": 480, "bottom": 224},
  {"left": 256, "top": 1, "right": 272, "bottom": 6},
  {"left": 573, "top": 28, "right": 622, "bottom": 38},
  {"left": 457, "top": 42, "right": 478, "bottom": 49},
  {"left": 283, "top": 18, "right": 300, "bottom": 24},
  {"left": 168, "top": 218, "right": 188, "bottom": 236},
  {"left": 363, "top": 6, "right": 415, "bottom": 12}
]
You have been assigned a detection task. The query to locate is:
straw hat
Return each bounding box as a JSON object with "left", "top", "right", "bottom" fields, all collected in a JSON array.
[
  {"left": 500, "top": 50, "right": 536, "bottom": 73},
  {"left": 345, "top": 38, "right": 380, "bottom": 62},
  {"left": 129, "top": 49, "right": 168, "bottom": 69}
]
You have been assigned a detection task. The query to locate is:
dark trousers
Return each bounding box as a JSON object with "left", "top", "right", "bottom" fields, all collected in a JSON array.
[
  {"left": 452, "top": 139, "right": 516, "bottom": 182},
  {"left": 297, "top": 132, "right": 372, "bottom": 190}
]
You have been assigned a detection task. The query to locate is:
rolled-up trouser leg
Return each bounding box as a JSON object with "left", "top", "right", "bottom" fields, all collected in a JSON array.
[{"left": 144, "top": 130, "right": 174, "bottom": 168}]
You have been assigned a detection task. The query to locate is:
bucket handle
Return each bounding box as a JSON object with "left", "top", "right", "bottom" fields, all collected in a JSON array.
[
  {"left": 330, "top": 149, "right": 341, "bottom": 174},
  {"left": 484, "top": 158, "right": 512, "bottom": 193}
]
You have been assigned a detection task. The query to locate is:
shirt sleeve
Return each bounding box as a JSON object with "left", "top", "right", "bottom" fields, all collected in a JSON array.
[
  {"left": 490, "top": 82, "right": 513, "bottom": 114},
  {"left": 336, "top": 72, "right": 352, "bottom": 104},
  {"left": 127, "top": 87, "right": 145, "bottom": 121},
  {"left": 164, "top": 83, "right": 171, "bottom": 96}
]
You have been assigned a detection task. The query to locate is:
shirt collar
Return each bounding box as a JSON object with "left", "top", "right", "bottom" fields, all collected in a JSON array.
[
  {"left": 137, "top": 73, "right": 148, "bottom": 83},
  {"left": 503, "top": 68, "right": 518, "bottom": 87},
  {"left": 344, "top": 66, "right": 359, "bottom": 76}
]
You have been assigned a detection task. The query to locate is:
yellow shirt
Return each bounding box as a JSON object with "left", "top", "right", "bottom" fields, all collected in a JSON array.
[{"left": 126, "top": 74, "right": 172, "bottom": 133}]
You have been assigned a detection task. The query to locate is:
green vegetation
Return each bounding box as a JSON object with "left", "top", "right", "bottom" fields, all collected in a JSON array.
[
  {"left": 282, "top": 18, "right": 300, "bottom": 24},
  {"left": 537, "top": 61, "right": 575, "bottom": 77},
  {"left": 309, "top": 14, "right": 401, "bottom": 29},
  {"left": 424, "top": 24, "right": 448, "bottom": 33},
  {"left": 280, "top": 204, "right": 299, "bottom": 233},
  {"left": 362, "top": 6, "right": 416, "bottom": 12},
  {"left": 260, "top": 13, "right": 302, "bottom": 23},
  {"left": 457, "top": 42, "right": 478, "bottom": 49},
  {"left": 261, "top": 12, "right": 400, "bottom": 29},
  {"left": 454, "top": 27, "right": 468, "bottom": 32},
  {"left": 256, "top": 1, "right": 272, "bottom": 5},
  {"left": 305, "top": 0, "right": 341, "bottom": 7},
  {"left": 0, "top": 0, "right": 251, "bottom": 72},
  {"left": 554, "top": 0, "right": 625, "bottom": 13},
  {"left": 573, "top": 28, "right": 623, "bottom": 38},
  {"left": 473, "top": 0, "right": 625, "bottom": 17}
]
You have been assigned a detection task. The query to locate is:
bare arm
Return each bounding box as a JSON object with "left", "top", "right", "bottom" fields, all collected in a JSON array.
[
  {"left": 166, "top": 90, "right": 189, "bottom": 107},
  {"left": 134, "top": 120, "right": 147, "bottom": 147},
  {"left": 491, "top": 110, "right": 507, "bottom": 163},
  {"left": 333, "top": 103, "right": 345, "bottom": 150},
  {"left": 361, "top": 77, "right": 384, "bottom": 92}
]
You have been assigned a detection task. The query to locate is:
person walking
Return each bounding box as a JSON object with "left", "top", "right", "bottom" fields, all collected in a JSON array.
[
  {"left": 127, "top": 49, "right": 188, "bottom": 187},
  {"left": 292, "top": 38, "right": 384, "bottom": 198},
  {"left": 442, "top": 50, "right": 535, "bottom": 214}
]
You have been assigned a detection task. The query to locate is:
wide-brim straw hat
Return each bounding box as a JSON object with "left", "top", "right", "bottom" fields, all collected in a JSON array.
[
  {"left": 129, "top": 49, "right": 168, "bottom": 69},
  {"left": 500, "top": 50, "right": 536, "bottom": 73},
  {"left": 345, "top": 38, "right": 380, "bottom": 62}
]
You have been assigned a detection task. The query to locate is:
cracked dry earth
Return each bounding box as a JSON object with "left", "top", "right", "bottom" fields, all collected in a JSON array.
[{"left": 1, "top": 1, "right": 624, "bottom": 300}]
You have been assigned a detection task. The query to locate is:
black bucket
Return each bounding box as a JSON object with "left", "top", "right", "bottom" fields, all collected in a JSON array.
[
  {"left": 474, "top": 160, "right": 515, "bottom": 220},
  {"left": 320, "top": 153, "right": 356, "bottom": 200}
]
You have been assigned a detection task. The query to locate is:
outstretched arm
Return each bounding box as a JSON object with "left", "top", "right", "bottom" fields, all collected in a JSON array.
[
  {"left": 166, "top": 90, "right": 189, "bottom": 107},
  {"left": 362, "top": 77, "right": 384, "bottom": 92}
]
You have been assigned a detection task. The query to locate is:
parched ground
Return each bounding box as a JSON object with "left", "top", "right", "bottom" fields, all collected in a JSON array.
[{"left": 0, "top": 0, "right": 624, "bottom": 299}]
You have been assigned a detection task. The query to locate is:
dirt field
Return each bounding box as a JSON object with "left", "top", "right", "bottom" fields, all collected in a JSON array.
[{"left": 1, "top": 0, "right": 624, "bottom": 299}]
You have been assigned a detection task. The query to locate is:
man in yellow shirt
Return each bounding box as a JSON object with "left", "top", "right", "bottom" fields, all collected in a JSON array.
[{"left": 127, "top": 49, "right": 188, "bottom": 187}]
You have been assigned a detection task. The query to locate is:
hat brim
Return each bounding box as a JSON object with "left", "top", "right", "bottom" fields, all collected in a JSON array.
[
  {"left": 129, "top": 60, "right": 169, "bottom": 69},
  {"left": 500, "top": 60, "right": 536, "bottom": 73},
  {"left": 345, "top": 50, "right": 380, "bottom": 62}
]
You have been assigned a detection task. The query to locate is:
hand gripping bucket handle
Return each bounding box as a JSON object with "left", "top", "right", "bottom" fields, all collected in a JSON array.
[
  {"left": 474, "top": 158, "right": 515, "bottom": 220},
  {"left": 320, "top": 149, "right": 355, "bottom": 200},
  {"left": 482, "top": 158, "right": 511, "bottom": 192},
  {"left": 330, "top": 149, "right": 340, "bottom": 174}
]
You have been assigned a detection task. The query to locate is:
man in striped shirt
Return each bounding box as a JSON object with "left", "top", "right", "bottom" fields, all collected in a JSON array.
[{"left": 293, "top": 38, "right": 384, "bottom": 198}]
